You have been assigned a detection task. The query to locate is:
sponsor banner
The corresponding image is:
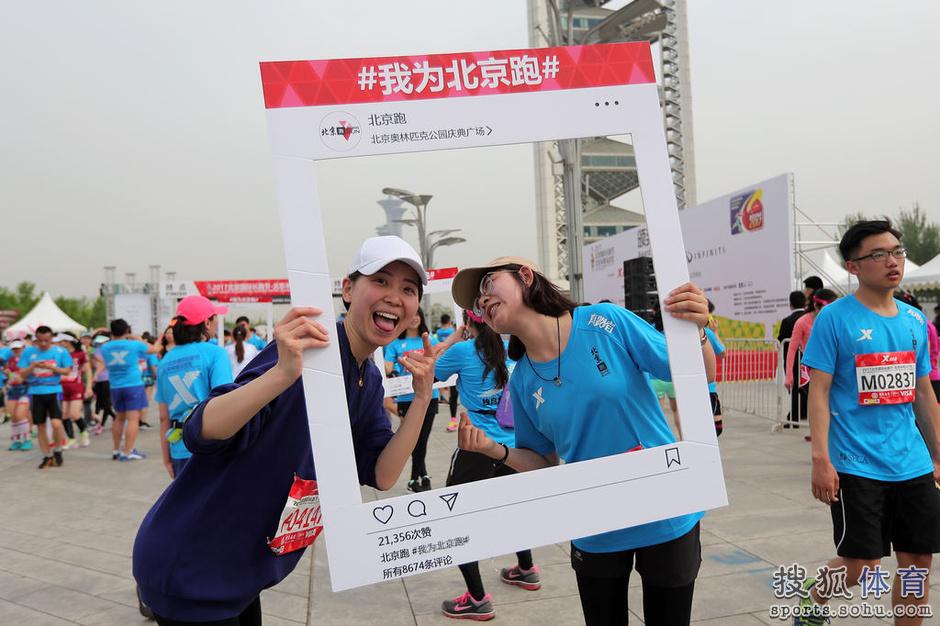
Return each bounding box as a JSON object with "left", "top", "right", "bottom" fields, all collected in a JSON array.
[
  {"left": 261, "top": 43, "right": 655, "bottom": 109},
  {"left": 584, "top": 174, "right": 794, "bottom": 336},
  {"left": 194, "top": 279, "right": 292, "bottom": 304},
  {"left": 114, "top": 294, "right": 154, "bottom": 337}
]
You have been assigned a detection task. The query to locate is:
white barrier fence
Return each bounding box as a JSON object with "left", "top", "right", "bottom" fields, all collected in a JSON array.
[{"left": 716, "top": 338, "right": 792, "bottom": 426}]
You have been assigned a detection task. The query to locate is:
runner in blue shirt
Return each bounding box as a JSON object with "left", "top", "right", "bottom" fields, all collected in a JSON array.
[
  {"left": 793, "top": 219, "right": 940, "bottom": 625},
  {"left": 134, "top": 236, "right": 438, "bottom": 624},
  {"left": 385, "top": 307, "right": 441, "bottom": 492},
  {"left": 157, "top": 296, "right": 234, "bottom": 479},
  {"left": 435, "top": 313, "right": 460, "bottom": 432},
  {"left": 451, "top": 256, "right": 716, "bottom": 625},
  {"left": 18, "top": 326, "right": 73, "bottom": 468},
  {"left": 435, "top": 309, "right": 539, "bottom": 620},
  {"left": 236, "top": 315, "right": 268, "bottom": 352},
  {"left": 99, "top": 319, "right": 156, "bottom": 461}
]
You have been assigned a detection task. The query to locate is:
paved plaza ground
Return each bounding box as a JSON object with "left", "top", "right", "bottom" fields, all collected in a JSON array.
[{"left": 1, "top": 404, "right": 938, "bottom": 625}]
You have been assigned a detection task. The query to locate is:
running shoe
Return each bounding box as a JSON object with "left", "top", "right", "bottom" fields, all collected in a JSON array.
[
  {"left": 446, "top": 417, "right": 458, "bottom": 432},
  {"left": 53, "top": 450, "right": 63, "bottom": 466},
  {"left": 420, "top": 475, "right": 432, "bottom": 491},
  {"left": 8, "top": 440, "right": 22, "bottom": 451},
  {"left": 120, "top": 449, "right": 146, "bottom": 461},
  {"left": 65, "top": 438, "right": 78, "bottom": 450},
  {"left": 112, "top": 450, "right": 121, "bottom": 460},
  {"left": 79, "top": 432, "right": 90, "bottom": 447},
  {"left": 93, "top": 424, "right": 104, "bottom": 436},
  {"left": 499, "top": 564, "right": 541, "bottom": 590},
  {"left": 38, "top": 456, "right": 55, "bottom": 469},
  {"left": 441, "top": 591, "right": 495, "bottom": 621},
  {"left": 20, "top": 439, "right": 32, "bottom": 451},
  {"left": 140, "top": 422, "right": 152, "bottom": 431},
  {"left": 407, "top": 479, "right": 419, "bottom": 492},
  {"left": 793, "top": 577, "right": 828, "bottom": 625}
]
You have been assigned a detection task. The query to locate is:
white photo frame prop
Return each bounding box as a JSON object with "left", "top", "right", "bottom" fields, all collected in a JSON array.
[{"left": 260, "top": 43, "right": 727, "bottom": 591}]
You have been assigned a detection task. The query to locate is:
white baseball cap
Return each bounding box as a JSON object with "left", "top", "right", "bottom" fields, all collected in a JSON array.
[
  {"left": 347, "top": 236, "right": 427, "bottom": 285},
  {"left": 9, "top": 340, "right": 24, "bottom": 349},
  {"left": 53, "top": 333, "right": 74, "bottom": 343}
]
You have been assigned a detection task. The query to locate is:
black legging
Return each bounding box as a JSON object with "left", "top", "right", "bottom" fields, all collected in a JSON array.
[
  {"left": 575, "top": 574, "right": 694, "bottom": 626},
  {"left": 93, "top": 380, "right": 116, "bottom": 425},
  {"left": 397, "top": 398, "right": 439, "bottom": 480},
  {"left": 154, "top": 596, "right": 261, "bottom": 626},
  {"left": 448, "top": 387, "right": 459, "bottom": 418}
]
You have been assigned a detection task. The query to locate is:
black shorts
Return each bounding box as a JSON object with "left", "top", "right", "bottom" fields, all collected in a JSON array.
[
  {"left": 570, "top": 523, "right": 701, "bottom": 587},
  {"left": 445, "top": 448, "right": 516, "bottom": 486},
  {"left": 709, "top": 392, "right": 722, "bottom": 416},
  {"left": 931, "top": 379, "right": 940, "bottom": 401},
  {"left": 30, "top": 393, "right": 63, "bottom": 424},
  {"left": 833, "top": 472, "right": 940, "bottom": 559}
]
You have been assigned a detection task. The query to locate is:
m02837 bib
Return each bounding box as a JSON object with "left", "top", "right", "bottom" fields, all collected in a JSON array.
[{"left": 855, "top": 351, "right": 916, "bottom": 405}]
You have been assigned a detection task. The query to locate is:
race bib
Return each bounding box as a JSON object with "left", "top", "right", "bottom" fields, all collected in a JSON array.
[
  {"left": 268, "top": 475, "right": 323, "bottom": 556},
  {"left": 855, "top": 351, "right": 916, "bottom": 405}
]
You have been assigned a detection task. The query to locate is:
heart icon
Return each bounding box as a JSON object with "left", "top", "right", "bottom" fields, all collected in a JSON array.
[{"left": 373, "top": 505, "right": 394, "bottom": 525}]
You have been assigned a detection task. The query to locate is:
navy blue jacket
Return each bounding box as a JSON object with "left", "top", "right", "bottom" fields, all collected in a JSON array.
[{"left": 133, "top": 323, "right": 393, "bottom": 621}]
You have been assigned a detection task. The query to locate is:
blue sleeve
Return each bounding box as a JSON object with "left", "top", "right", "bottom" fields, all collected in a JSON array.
[
  {"left": 210, "top": 346, "right": 235, "bottom": 388},
  {"left": 58, "top": 349, "right": 73, "bottom": 368},
  {"left": 917, "top": 315, "right": 931, "bottom": 378},
  {"left": 183, "top": 344, "right": 280, "bottom": 456},
  {"left": 705, "top": 328, "right": 725, "bottom": 356},
  {"left": 17, "top": 350, "right": 30, "bottom": 368},
  {"left": 608, "top": 305, "right": 671, "bottom": 381},
  {"left": 155, "top": 362, "right": 169, "bottom": 405},
  {"left": 509, "top": 375, "right": 554, "bottom": 456},
  {"left": 434, "top": 342, "right": 464, "bottom": 380},
  {"left": 353, "top": 375, "right": 395, "bottom": 488},
  {"left": 384, "top": 342, "right": 398, "bottom": 364},
  {"left": 802, "top": 309, "right": 837, "bottom": 374}
]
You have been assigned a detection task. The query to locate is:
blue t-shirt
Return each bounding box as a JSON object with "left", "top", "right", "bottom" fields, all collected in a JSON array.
[
  {"left": 704, "top": 327, "right": 725, "bottom": 393},
  {"left": 18, "top": 345, "right": 73, "bottom": 395},
  {"left": 134, "top": 322, "right": 393, "bottom": 621},
  {"left": 99, "top": 338, "right": 151, "bottom": 389},
  {"left": 156, "top": 342, "right": 233, "bottom": 459},
  {"left": 436, "top": 327, "right": 455, "bottom": 342},
  {"left": 802, "top": 295, "right": 933, "bottom": 481},
  {"left": 385, "top": 335, "right": 440, "bottom": 402},
  {"left": 0, "top": 346, "right": 11, "bottom": 385},
  {"left": 248, "top": 335, "right": 266, "bottom": 352},
  {"left": 435, "top": 339, "right": 515, "bottom": 446},
  {"left": 511, "top": 304, "right": 703, "bottom": 553}
]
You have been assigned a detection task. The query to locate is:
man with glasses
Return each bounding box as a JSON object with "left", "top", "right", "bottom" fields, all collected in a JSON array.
[{"left": 791, "top": 220, "right": 940, "bottom": 625}]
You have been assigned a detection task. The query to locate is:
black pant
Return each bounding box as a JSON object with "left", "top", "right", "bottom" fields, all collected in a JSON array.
[
  {"left": 571, "top": 524, "right": 700, "bottom": 626},
  {"left": 446, "top": 448, "right": 534, "bottom": 599},
  {"left": 397, "top": 398, "right": 438, "bottom": 480},
  {"left": 448, "top": 387, "right": 459, "bottom": 418},
  {"left": 154, "top": 597, "right": 261, "bottom": 626},
  {"left": 93, "top": 380, "right": 115, "bottom": 424}
]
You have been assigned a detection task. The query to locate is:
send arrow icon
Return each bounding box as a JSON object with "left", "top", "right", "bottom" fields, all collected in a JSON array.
[
  {"left": 665, "top": 447, "right": 681, "bottom": 468},
  {"left": 440, "top": 492, "right": 459, "bottom": 512}
]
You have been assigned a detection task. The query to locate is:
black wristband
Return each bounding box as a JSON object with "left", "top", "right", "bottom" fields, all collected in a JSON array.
[{"left": 494, "top": 443, "right": 510, "bottom": 467}]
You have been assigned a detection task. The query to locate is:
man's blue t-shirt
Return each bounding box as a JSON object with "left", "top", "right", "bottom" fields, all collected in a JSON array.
[
  {"left": 802, "top": 295, "right": 933, "bottom": 481},
  {"left": 156, "top": 342, "right": 233, "bottom": 460},
  {"left": 511, "top": 303, "right": 703, "bottom": 553},
  {"left": 385, "top": 335, "right": 440, "bottom": 402},
  {"left": 704, "top": 327, "right": 725, "bottom": 393},
  {"left": 18, "top": 345, "right": 73, "bottom": 395},
  {"left": 99, "top": 338, "right": 151, "bottom": 389},
  {"left": 248, "top": 334, "right": 266, "bottom": 352},
  {"left": 435, "top": 339, "right": 515, "bottom": 446},
  {"left": 0, "top": 346, "right": 11, "bottom": 385},
  {"left": 436, "top": 327, "right": 455, "bottom": 342}
]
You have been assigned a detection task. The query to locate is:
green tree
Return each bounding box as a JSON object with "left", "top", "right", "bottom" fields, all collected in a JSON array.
[
  {"left": 896, "top": 202, "right": 940, "bottom": 265},
  {"left": 55, "top": 295, "right": 107, "bottom": 329},
  {"left": 837, "top": 212, "right": 870, "bottom": 238}
]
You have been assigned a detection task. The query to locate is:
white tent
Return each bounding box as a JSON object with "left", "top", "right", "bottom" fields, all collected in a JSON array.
[
  {"left": 801, "top": 249, "right": 920, "bottom": 295},
  {"left": 4, "top": 292, "right": 87, "bottom": 338},
  {"left": 901, "top": 252, "right": 940, "bottom": 289}
]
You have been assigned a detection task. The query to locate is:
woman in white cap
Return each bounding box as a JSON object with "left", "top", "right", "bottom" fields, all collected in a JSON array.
[
  {"left": 134, "top": 236, "right": 438, "bottom": 625},
  {"left": 452, "top": 257, "right": 716, "bottom": 626}
]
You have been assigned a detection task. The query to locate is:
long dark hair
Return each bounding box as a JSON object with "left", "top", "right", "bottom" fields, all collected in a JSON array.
[
  {"left": 398, "top": 308, "right": 429, "bottom": 339},
  {"left": 465, "top": 311, "right": 509, "bottom": 389},
  {"left": 504, "top": 266, "right": 578, "bottom": 361},
  {"left": 171, "top": 316, "right": 208, "bottom": 345},
  {"left": 232, "top": 325, "right": 247, "bottom": 363}
]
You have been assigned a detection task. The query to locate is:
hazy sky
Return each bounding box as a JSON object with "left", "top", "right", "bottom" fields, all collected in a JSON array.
[{"left": 1, "top": 0, "right": 937, "bottom": 298}]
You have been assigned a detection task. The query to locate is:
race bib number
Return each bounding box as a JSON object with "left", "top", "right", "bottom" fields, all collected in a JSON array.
[
  {"left": 855, "top": 351, "right": 916, "bottom": 405},
  {"left": 268, "top": 475, "right": 323, "bottom": 556}
]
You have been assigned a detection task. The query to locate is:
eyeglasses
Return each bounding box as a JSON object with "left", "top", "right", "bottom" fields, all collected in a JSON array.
[
  {"left": 472, "top": 269, "right": 518, "bottom": 317},
  {"left": 851, "top": 247, "right": 907, "bottom": 263}
]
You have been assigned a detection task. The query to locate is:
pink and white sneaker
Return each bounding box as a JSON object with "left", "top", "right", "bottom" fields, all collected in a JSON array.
[{"left": 441, "top": 591, "right": 494, "bottom": 621}]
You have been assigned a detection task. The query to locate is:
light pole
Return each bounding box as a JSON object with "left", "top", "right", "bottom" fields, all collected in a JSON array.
[{"left": 381, "top": 188, "right": 467, "bottom": 270}]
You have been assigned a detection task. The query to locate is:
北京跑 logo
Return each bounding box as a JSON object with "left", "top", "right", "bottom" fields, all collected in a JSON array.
[
  {"left": 730, "top": 189, "right": 764, "bottom": 234},
  {"left": 319, "top": 111, "right": 362, "bottom": 152}
]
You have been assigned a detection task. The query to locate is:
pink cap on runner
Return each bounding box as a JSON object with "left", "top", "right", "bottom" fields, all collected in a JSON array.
[{"left": 176, "top": 295, "right": 228, "bottom": 326}]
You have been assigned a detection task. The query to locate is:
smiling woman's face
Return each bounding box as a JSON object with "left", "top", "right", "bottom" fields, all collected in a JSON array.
[{"left": 343, "top": 261, "right": 421, "bottom": 348}]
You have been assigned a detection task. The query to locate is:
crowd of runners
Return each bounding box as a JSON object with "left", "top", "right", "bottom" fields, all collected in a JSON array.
[{"left": 2, "top": 220, "right": 939, "bottom": 626}]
